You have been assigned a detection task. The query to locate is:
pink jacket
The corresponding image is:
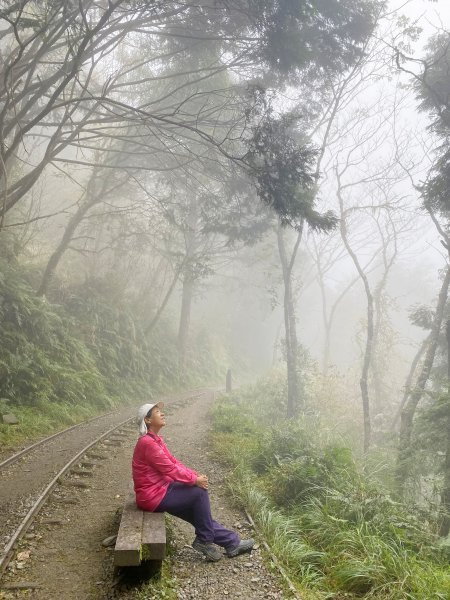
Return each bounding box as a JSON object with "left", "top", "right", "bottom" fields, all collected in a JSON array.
[{"left": 132, "top": 432, "right": 198, "bottom": 511}]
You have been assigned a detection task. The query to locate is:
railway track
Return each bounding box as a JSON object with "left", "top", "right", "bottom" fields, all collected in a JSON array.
[
  {"left": 0, "top": 411, "right": 115, "bottom": 470},
  {"left": 0, "top": 390, "right": 208, "bottom": 587},
  {"left": 0, "top": 416, "right": 135, "bottom": 580},
  {"left": 0, "top": 390, "right": 296, "bottom": 600}
]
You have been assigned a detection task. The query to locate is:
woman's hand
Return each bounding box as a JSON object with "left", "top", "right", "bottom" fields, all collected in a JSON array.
[{"left": 196, "top": 474, "right": 208, "bottom": 489}]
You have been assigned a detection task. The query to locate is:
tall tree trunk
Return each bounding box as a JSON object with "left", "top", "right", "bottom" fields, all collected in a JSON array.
[
  {"left": 37, "top": 195, "right": 98, "bottom": 297},
  {"left": 177, "top": 197, "right": 199, "bottom": 374},
  {"left": 337, "top": 181, "right": 373, "bottom": 452},
  {"left": 439, "top": 319, "right": 450, "bottom": 537},
  {"left": 277, "top": 222, "right": 302, "bottom": 418},
  {"left": 371, "top": 284, "right": 385, "bottom": 416},
  {"left": 37, "top": 156, "right": 125, "bottom": 297},
  {"left": 314, "top": 252, "right": 330, "bottom": 374},
  {"left": 395, "top": 264, "right": 450, "bottom": 496},
  {"left": 272, "top": 319, "right": 283, "bottom": 366},
  {"left": 371, "top": 217, "right": 399, "bottom": 416},
  {"left": 145, "top": 261, "right": 184, "bottom": 336},
  {"left": 359, "top": 294, "right": 374, "bottom": 453},
  {"left": 391, "top": 334, "right": 430, "bottom": 431},
  {"left": 319, "top": 273, "right": 360, "bottom": 375},
  {"left": 178, "top": 275, "right": 194, "bottom": 373}
]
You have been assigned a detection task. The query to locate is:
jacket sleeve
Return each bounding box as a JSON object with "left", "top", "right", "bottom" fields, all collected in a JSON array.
[{"left": 143, "top": 439, "right": 197, "bottom": 485}]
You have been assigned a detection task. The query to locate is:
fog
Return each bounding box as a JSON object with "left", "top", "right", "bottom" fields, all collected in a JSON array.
[
  {"left": 3, "top": 4, "right": 450, "bottom": 595},
  {"left": 1, "top": 0, "right": 450, "bottom": 472}
]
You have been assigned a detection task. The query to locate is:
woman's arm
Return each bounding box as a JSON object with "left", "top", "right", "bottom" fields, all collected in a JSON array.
[{"left": 144, "top": 439, "right": 197, "bottom": 485}]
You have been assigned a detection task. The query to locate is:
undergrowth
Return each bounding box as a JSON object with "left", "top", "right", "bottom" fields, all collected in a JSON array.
[
  {"left": 211, "top": 381, "right": 450, "bottom": 600},
  {"left": 132, "top": 569, "right": 178, "bottom": 600},
  {"left": 0, "top": 252, "right": 225, "bottom": 450}
]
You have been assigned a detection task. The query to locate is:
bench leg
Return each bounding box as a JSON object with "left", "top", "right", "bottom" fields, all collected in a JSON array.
[{"left": 116, "top": 559, "right": 162, "bottom": 582}]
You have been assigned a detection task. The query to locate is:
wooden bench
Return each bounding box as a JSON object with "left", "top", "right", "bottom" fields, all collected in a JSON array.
[{"left": 114, "top": 490, "right": 166, "bottom": 567}]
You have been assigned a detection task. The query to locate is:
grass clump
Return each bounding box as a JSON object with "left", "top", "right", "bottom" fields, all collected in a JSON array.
[
  {"left": 131, "top": 565, "right": 178, "bottom": 600},
  {"left": 211, "top": 384, "right": 450, "bottom": 600}
]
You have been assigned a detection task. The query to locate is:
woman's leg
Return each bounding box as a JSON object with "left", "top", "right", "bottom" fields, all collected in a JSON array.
[
  {"left": 209, "top": 519, "right": 240, "bottom": 548},
  {"left": 156, "top": 483, "right": 239, "bottom": 548}
]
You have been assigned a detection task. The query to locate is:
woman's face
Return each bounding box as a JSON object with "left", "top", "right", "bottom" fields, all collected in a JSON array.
[{"left": 145, "top": 407, "right": 166, "bottom": 430}]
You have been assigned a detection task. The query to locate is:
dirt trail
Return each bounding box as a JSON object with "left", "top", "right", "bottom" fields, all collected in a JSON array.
[{"left": 0, "top": 391, "right": 291, "bottom": 600}]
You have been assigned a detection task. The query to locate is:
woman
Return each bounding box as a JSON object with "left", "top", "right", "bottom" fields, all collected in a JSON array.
[{"left": 132, "top": 402, "right": 254, "bottom": 562}]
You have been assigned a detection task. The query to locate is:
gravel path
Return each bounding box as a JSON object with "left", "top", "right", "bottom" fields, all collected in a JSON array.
[
  {"left": 156, "top": 391, "right": 289, "bottom": 600},
  {"left": 0, "top": 391, "right": 292, "bottom": 600}
]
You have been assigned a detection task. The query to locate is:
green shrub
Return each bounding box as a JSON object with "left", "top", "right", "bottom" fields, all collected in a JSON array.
[
  {"left": 212, "top": 388, "right": 450, "bottom": 600},
  {"left": 212, "top": 397, "right": 259, "bottom": 435},
  {"left": 0, "top": 252, "right": 228, "bottom": 448},
  {"left": 0, "top": 261, "right": 108, "bottom": 409},
  {"left": 265, "top": 445, "right": 357, "bottom": 508}
]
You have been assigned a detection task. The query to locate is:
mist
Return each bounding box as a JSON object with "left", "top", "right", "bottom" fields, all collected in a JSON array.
[{"left": 1, "top": 1, "right": 450, "bottom": 596}]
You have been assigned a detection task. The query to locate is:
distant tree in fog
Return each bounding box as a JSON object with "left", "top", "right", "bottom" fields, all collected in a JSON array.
[
  {"left": 395, "top": 30, "right": 450, "bottom": 533},
  {"left": 0, "top": 1, "right": 385, "bottom": 398},
  {"left": 296, "top": 13, "right": 425, "bottom": 449}
]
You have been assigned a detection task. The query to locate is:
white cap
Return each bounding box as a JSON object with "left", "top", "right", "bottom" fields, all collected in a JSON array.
[{"left": 137, "top": 402, "right": 164, "bottom": 436}]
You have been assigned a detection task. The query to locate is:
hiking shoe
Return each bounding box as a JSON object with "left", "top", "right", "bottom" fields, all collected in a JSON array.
[
  {"left": 226, "top": 538, "right": 255, "bottom": 557},
  {"left": 192, "top": 538, "right": 222, "bottom": 562}
]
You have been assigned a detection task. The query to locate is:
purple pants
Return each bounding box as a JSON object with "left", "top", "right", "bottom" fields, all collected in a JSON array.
[{"left": 155, "top": 483, "right": 240, "bottom": 548}]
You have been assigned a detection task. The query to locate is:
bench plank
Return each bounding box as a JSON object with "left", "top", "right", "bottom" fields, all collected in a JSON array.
[
  {"left": 142, "top": 512, "right": 166, "bottom": 560},
  {"left": 114, "top": 493, "right": 144, "bottom": 567},
  {"left": 114, "top": 490, "right": 167, "bottom": 567}
]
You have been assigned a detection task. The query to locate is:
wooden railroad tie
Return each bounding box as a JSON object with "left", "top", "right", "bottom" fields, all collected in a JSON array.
[
  {"left": 114, "top": 490, "right": 166, "bottom": 568},
  {"left": 70, "top": 468, "right": 94, "bottom": 477},
  {"left": 87, "top": 452, "right": 107, "bottom": 460},
  {"left": 1, "top": 583, "right": 42, "bottom": 590},
  {"left": 102, "top": 439, "right": 122, "bottom": 447},
  {"left": 58, "top": 478, "right": 90, "bottom": 488},
  {"left": 79, "top": 461, "right": 96, "bottom": 468}
]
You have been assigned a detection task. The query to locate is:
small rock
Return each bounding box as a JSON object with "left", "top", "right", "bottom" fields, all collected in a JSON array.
[
  {"left": 16, "top": 551, "right": 30, "bottom": 561},
  {"left": 244, "top": 562, "right": 253, "bottom": 567},
  {"left": 2, "top": 413, "right": 19, "bottom": 425},
  {"left": 101, "top": 535, "right": 117, "bottom": 547},
  {"left": 251, "top": 577, "right": 260, "bottom": 583}
]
